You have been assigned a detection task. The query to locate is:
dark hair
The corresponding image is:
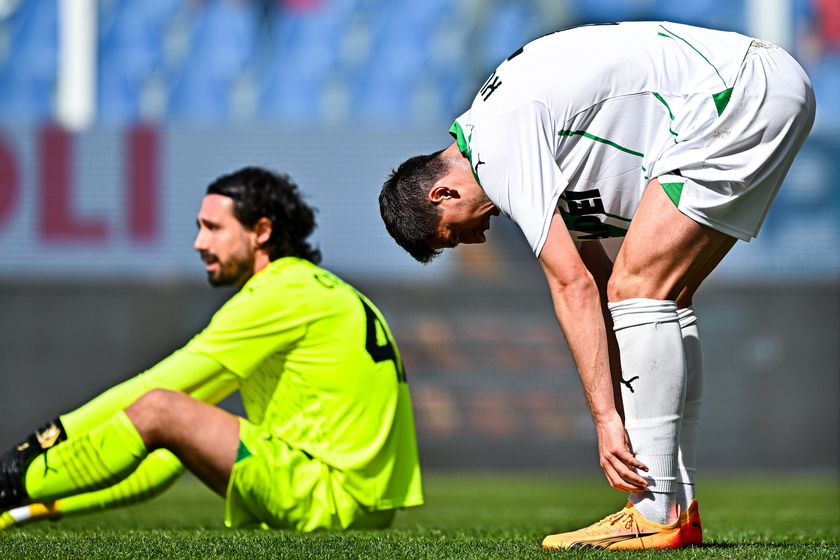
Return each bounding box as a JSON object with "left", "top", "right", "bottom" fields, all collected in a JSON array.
[
  {"left": 379, "top": 150, "right": 450, "bottom": 264},
  {"left": 206, "top": 167, "right": 322, "bottom": 264}
]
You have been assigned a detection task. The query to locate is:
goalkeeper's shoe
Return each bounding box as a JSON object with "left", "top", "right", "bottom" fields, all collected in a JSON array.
[
  {"left": 542, "top": 502, "right": 682, "bottom": 550},
  {"left": 0, "top": 449, "right": 27, "bottom": 510},
  {"left": 0, "top": 501, "right": 62, "bottom": 530},
  {"left": 680, "top": 499, "right": 702, "bottom": 546},
  {"left": 0, "top": 418, "right": 67, "bottom": 509}
]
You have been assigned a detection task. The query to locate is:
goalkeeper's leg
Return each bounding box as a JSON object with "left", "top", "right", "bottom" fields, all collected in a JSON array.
[
  {"left": 0, "top": 350, "right": 235, "bottom": 513},
  {"left": 2, "top": 389, "right": 239, "bottom": 512},
  {"left": 60, "top": 349, "right": 237, "bottom": 436},
  {"left": 1, "top": 450, "right": 184, "bottom": 529}
]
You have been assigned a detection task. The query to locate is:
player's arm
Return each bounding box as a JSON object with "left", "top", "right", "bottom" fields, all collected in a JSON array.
[
  {"left": 578, "top": 240, "right": 624, "bottom": 421},
  {"left": 60, "top": 349, "right": 237, "bottom": 436},
  {"left": 538, "top": 211, "right": 647, "bottom": 491}
]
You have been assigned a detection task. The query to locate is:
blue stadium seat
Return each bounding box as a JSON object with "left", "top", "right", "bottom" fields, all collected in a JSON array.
[
  {"left": 98, "top": 0, "right": 181, "bottom": 123},
  {"left": 256, "top": 1, "right": 350, "bottom": 121},
  {"left": 811, "top": 53, "right": 840, "bottom": 129},
  {"left": 350, "top": 0, "right": 456, "bottom": 121},
  {"left": 0, "top": 0, "right": 58, "bottom": 122},
  {"left": 652, "top": 0, "right": 745, "bottom": 33},
  {"left": 479, "top": 1, "right": 539, "bottom": 75},
  {"left": 351, "top": 53, "right": 417, "bottom": 122},
  {"left": 167, "top": 0, "right": 260, "bottom": 122},
  {"left": 570, "top": 0, "right": 653, "bottom": 24},
  {"left": 793, "top": 0, "right": 816, "bottom": 24}
]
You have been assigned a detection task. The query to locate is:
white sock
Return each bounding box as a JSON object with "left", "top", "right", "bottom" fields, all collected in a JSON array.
[
  {"left": 609, "top": 298, "right": 686, "bottom": 525},
  {"left": 677, "top": 482, "right": 695, "bottom": 512},
  {"left": 629, "top": 490, "right": 678, "bottom": 525},
  {"left": 676, "top": 306, "right": 703, "bottom": 511}
]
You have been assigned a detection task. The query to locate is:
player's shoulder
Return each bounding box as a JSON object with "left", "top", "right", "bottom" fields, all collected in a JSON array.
[
  {"left": 246, "top": 257, "right": 343, "bottom": 292},
  {"left": 202, "top": 259, "right": 365, "bottom": 338},
  {"left": 264, "top": 259, "right": 369, "bottom": 306}
]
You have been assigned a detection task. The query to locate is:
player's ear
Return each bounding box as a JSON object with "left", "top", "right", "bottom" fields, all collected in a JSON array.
[
  {"left": 429, "top": 183, "right": 459, "bottom": 205},
  {"left": 253, "top": 217, "right": 272, "bottom": 245}
]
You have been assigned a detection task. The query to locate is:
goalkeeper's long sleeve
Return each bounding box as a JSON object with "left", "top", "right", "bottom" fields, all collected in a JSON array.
[{"left": 61, "top": 348, "right": 237, "bottom": 435}]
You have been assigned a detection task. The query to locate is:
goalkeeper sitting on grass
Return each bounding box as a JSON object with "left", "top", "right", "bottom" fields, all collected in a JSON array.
[{"left": 0, "top": 166, "right": 423, "bottom": 531}]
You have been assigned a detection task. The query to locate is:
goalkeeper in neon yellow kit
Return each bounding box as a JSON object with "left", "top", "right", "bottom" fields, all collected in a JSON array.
[{"left": 0, "top": 167, "right": 423, "bottom": 531}]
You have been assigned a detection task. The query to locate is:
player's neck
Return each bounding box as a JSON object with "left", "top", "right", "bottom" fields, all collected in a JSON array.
[
  {"left": 233, "top": 250, "right": 272, "bottom": 289},
  {"left": 252, "top": 251, "right": 272, "bottom": 277}
]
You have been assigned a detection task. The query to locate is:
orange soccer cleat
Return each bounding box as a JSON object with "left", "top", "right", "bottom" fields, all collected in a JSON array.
[
  {"left": 679, "top": 499, "right": 702, "bottom": 546},
  {"left": 542, "top": 502, "right": 683, "bottom": 550}
]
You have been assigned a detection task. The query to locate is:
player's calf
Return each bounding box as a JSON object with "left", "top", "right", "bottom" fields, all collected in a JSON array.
[{"left": 0, "top": 418, "right": 67, "bottom": 509}]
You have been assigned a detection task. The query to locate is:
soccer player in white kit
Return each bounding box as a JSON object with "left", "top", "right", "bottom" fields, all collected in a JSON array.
[{"left": 379, "top": 22, "right": 815, "bottom": 549}]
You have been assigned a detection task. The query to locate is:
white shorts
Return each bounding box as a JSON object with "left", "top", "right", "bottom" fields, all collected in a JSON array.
[{"left": 656, "top": 41, "right": 816, "bottom": 241}]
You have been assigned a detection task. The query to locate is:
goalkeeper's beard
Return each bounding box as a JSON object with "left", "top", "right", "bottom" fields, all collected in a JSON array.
[{"left": 201, "top": 249, "right": 255, "bottom": 288}]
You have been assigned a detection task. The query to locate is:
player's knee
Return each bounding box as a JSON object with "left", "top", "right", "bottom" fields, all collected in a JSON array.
[
  {"left": 607, "top": 268, "right": 646, "bottom": 301},
  {"left": 607, "top": 266, "right": 675, "bottom": 302},
  {"left": 125, "top": 389, "right": 178, "bottom": 445},
  {"left": 133, "top": 388, "right": 177, "bottom": 412}
]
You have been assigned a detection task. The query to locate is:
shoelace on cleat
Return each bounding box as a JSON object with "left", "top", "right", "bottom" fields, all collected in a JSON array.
[{"left": 579, "top": 509, "right": 639, "bottom": 535}]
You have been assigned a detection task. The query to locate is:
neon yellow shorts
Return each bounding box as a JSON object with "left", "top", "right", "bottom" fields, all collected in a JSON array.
[{"left": 225, "top": 418, "right": 396, "bottom": 531}]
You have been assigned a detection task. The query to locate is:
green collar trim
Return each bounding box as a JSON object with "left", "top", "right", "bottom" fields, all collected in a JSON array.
[
  {"left": 449, "top": 121, "right": 470, "bottom": 159},
  {"left": 449, "top": 121, "right": 483, "bottom": 187}
]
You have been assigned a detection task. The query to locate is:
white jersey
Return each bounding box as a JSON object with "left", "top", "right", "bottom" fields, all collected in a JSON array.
[{"left": 451, "top": 22, "right": 757, "bottom": 255}]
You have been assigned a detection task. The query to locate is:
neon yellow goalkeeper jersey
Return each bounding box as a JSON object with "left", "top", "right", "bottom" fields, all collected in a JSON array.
[{"left": 187, "top": 257, "right": 423, "bottom": 511}]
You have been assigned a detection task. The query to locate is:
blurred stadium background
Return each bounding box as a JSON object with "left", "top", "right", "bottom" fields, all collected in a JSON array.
[{"left": 0, "top": 0, "right": 837, "bottom": 474}]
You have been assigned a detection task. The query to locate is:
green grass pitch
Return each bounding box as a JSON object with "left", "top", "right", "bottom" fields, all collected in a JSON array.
[{"left": 1, "top": 472, "right": 837, "bottom": 559}]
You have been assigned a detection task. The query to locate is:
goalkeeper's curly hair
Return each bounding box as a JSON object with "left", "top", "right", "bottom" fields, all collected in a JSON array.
[{"left": 206, "top": 167, "right": 322, "bottom": 264}]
